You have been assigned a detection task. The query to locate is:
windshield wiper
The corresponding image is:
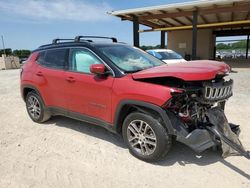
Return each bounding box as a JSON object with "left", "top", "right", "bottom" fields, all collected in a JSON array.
[
  {"left": 124, "top": 69, "right": 144, "bottom": 73},
  {"left": 124, "top": 65, "right": 157, "bottom": 73}
]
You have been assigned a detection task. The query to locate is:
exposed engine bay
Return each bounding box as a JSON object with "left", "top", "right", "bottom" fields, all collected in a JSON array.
[
  {"left": 140, "top": 75, "right": 250, "bottom": 159},
  {"left": 164, "top": 76, "right": 233, "bottom": 132}
]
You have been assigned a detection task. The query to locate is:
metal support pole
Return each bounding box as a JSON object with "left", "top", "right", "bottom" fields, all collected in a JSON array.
[
  {"left": 246, "top": 34, "right": 249, "bottom": 59},
  {"left": 1, "top": 35, "right": 6, "bottom": 56},
  {"left": 160, "top": 31, "right": 166, "bottom": 48},
  {"left": 213, "top": 34, "right": 216, "bottom": 60},
  {"left": 192, "top": 11, "right": 198, "bottom": 60},
  {"left": 133, "top": 16, "right": 140, "bottom": 47}
]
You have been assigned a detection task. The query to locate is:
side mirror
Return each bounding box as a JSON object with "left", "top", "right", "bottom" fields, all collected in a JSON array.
[{"left": 90, "top": 64, "right": 106, "bottom": 75}]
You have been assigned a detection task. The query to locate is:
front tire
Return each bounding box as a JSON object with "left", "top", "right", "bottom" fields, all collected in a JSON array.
[
  {"left": 122, "top": 112, "right": 172, "bottom": 162},
  {"left": 25, "top": 91, "right": 51, "bottom": 123}
]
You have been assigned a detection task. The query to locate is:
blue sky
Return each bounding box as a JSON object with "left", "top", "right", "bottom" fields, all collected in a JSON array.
[{"left": 0, "top": 0, "right": 195, "bottom": 50}]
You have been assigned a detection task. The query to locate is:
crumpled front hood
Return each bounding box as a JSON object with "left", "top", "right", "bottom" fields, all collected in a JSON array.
[{"left": 132, "top": 60, "right": 230, "bottom": 81}]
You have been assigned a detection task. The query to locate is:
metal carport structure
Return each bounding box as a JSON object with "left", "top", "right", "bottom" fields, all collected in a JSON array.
[{"left": 109, "top": 0, "right": 250, "bottom": 60}]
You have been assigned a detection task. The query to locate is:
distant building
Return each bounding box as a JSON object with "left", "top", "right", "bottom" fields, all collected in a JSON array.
[{"left": 0, "top": 55, "right": 20, "bottom": 69}]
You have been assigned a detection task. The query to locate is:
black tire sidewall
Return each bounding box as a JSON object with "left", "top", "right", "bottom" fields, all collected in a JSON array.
[
  {"left": 25, "top": 92, "right": 45, "bottom": 123},
  {"left": 122, "top": 112, "right": 171, "bottom": 162}
]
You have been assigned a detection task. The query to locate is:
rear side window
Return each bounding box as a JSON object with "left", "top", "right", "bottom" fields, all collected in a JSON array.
[
  {"left": 37, "top": 51, "right": 46, "bottom": 64},
  {"left": 37, "top": 49, "right": 68, "bottom": 70}
]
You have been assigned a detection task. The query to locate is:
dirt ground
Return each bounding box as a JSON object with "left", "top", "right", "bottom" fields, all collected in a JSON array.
[{"left": 0, "top": 69, "right": 249, "bottom": 188}]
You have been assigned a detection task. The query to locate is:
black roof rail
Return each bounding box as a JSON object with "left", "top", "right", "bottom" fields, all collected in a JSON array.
[
  {"left": 52, "top": 38, "right": 75, "bottom": 44},
  {"left": 74, "top": 36, "right": 117, "bottom": 43}
]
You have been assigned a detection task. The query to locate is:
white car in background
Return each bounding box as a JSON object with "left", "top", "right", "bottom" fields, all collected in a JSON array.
[{"left": 146, "top": 49, "right": 187, "bottom": 63}]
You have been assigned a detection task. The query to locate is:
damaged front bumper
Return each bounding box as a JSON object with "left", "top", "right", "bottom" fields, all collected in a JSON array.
[
  {"left": 206, "top": 125, "right": 250, "bottom": 159},
  {"left": 169, "top": 107, "right": 250, "bottom": 159}
]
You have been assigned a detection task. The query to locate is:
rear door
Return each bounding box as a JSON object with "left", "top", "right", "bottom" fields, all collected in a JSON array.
[
  {"left": 64, "top": 47, "right": 114, "bottom": 123},
  {"left": 34, "top": 48, "right": 68, "bottom": 109}
]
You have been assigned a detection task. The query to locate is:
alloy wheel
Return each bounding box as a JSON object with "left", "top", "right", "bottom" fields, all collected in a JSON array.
[
  {"left": 27, "top": 96, "right": 41, "bottom": 120},
  {"left": 127, "top": 120, "right": 157, "bottom": 155}
]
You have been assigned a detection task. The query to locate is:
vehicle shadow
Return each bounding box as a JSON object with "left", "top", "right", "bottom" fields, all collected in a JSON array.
[
  {"left": 157, "top": 143, "right": 250, "bottom": 180},
  {"left": 44, "top": 116, "right": 250, "bottom": 180},
  {"left": 44, "top": 116, "right": 126, "bottom": 148}
]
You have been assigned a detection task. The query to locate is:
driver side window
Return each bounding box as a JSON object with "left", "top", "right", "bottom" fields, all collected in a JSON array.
[{"left": 69, "top": 48, "right": 102, "bottom": 73}]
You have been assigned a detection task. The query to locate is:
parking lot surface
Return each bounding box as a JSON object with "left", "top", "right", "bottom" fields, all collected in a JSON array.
[{"left": 0, "top": 69, "right": 249, "bottom": 188}]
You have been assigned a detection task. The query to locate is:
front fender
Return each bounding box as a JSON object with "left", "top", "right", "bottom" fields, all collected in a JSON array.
[{"left": 114, "top": 100, "right": 175, "bottom": 135}]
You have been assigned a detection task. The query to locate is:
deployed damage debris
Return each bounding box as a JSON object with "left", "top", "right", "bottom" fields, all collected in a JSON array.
[{"left": 206, "top": 108, "right": 249, "bottom": 159}]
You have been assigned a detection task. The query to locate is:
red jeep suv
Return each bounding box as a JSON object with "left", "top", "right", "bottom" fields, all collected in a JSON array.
[{"left": 21, "top": 36, "right": 249, "bottom": 161}]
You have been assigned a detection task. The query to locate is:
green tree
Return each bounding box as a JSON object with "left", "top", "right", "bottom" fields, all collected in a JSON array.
[
  {"left": 0, "top": 48, "right": 31, "bottom": 58},
  {"left": 140, "top": 44, "right": 163, "bottom": 51},
  {"left": 231, "top": 40, "right": 246, "bottom": 49},
  {"left": 13, "top": 49, "right": 31, "bottom": 58},
  {"left": 216, "top": 40, "right": 247, "bottom": 50},
  {"left": 0, "top": 48, "right": 12, "bottom": 56},
  {"left": 216, "top": 43, "right": 230, "bottom": 50}
]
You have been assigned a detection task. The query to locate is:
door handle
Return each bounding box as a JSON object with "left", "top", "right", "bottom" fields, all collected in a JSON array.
[
  {"left": 66, "top": 77, "right": 76, "bottom": 83},
  {"left": 36, "top": 71, "right": 43, "bottom": 76}
]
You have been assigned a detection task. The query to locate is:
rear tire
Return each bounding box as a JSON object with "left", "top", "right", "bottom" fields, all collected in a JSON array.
[
  {"left": 122, "top": 112, "right": 172, "bottom": 162},
  {"left": 25, "top": 91, "right": 51, "bottom": 123}
]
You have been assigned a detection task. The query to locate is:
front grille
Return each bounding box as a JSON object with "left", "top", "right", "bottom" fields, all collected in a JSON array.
[{"left": 203, "top": 79, "right": 233, "bottom": 102}]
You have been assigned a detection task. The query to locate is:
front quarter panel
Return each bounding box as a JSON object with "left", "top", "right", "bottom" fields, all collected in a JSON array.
[{"left": 111, "top": 74, "right": 172, "bottom": 122}]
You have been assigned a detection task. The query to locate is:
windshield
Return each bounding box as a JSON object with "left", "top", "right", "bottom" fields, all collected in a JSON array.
[
  {"left": 155, "top": 51, "right": 183, "bottom": 60},
  {"left": 98, "top": 45, "right": 165, "bottom": 72}
]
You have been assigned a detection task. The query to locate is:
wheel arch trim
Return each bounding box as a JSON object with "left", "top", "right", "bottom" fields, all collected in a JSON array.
[
  {"left": 21, "top": 84, "right": 45, "bottom": 104},
  {"left": 114, "top": 100, "right": 175, "bottom": 135}
]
